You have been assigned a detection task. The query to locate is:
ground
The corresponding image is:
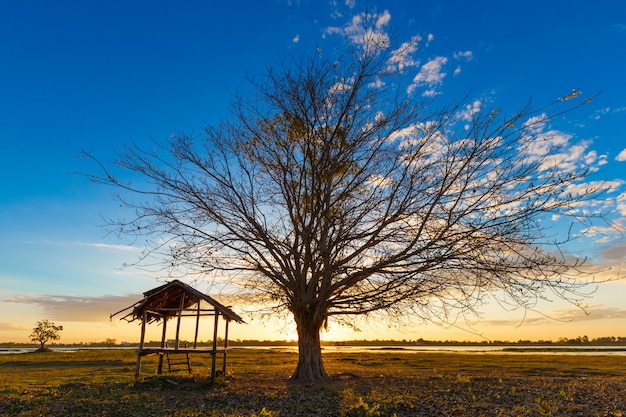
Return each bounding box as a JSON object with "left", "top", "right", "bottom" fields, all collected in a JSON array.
[{"left": 0, "top": 348, "right": 624, "bottom": 416}]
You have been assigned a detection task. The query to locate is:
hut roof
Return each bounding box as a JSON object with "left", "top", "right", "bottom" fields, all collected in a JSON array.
[{"left": 111, "top": 279, "right": 244, "bottom": 324}]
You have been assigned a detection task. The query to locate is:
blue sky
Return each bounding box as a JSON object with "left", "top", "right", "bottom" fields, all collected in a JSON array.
[{"left": 1, "top": 0, "right": 625, "bottom": 344}]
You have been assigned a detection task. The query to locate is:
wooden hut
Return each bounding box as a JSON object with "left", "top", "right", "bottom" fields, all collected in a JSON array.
[{"left": 111, "top": 279, "right": 244, "bottom": 382}]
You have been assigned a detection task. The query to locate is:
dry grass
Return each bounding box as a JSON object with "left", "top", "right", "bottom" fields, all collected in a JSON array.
[{"left": 1, "top": 348, "right": 625, "bottom": 416}]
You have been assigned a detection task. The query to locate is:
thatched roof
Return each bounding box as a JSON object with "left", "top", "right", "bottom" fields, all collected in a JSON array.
[{"left": 111, "top": 279, "right": 244, "bottom": 324}]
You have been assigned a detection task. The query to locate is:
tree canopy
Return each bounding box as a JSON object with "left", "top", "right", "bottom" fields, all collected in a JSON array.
[
  {"left": 30, "top": 319, "right": 63, "bottom": 351},
  {"left": 88, "top": 19, "right": 615, "bottom": 381}
]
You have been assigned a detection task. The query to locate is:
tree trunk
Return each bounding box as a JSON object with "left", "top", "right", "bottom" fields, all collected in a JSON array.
[{"left": 290, "top": 312, "right": 328, "bottom": 382}]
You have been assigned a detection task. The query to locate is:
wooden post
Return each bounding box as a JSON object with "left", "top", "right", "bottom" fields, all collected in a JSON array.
[
  {"left": 134, "top": 310, "right": 147, "bottom": 378},
  {"left": 193, "top": 301, "right": 200, "bottom": 349},
  {"left": 175, "top": 293, "right": 185, "bottom": 350},
  {"left": 211, "top": 310, "right": 219, "bottom": 384},
  {"left": 158, "top": 315, "right": 167, "bottom": 374},
  {"left": 222, "top": 319, "right": 230, "bottom": 374}
]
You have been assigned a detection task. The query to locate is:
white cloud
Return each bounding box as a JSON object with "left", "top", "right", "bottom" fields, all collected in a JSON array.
[
  {"left": 522, "top": 114, "right": 613, "bottom": 180},
  {"left": 453, "top": 50, "right": 473, "bottom": 61},
  {"left": 329, "top": 77, "right": 354, "bottom": 95},
  {"left": 526, "top": 130, "right": 569, "bottom": 155},
  {"left": 617, "top": 191, "right": 626, "bottom": 216},
  {"left": 335, "top": 10, "right": 391, "bottom": 49},
  {"left": 4, "top": 294, "right": 142, "bottom": 322},
  {"left": 450, "top": 51, "right": 472, "bottom": 77},
  {"left": 368, "top": 77, "right": 385, "bottom": 89},
  {"left": 412, "top": 56, "right": 448, "bottom": 86},
  {"left": 539, "top": 139, "right": 585, "bottom": 173},
  {"left": 389, "top": 124, "right": 419, "bottom": 142},
  {"left": 616, "top": 148, "right": 626, "bottom": 162},
  {"left": 77, "top": 242, "right": 141, "bottom": 252},
  {"left": 388, "top": 35, "right": 421, "bottom": 72},
  {"left": 457, "top": 100, "right": 482, "bottom": 121},
  {"left": 292, "top": 34, "right": 300, "bottom": 43},
  {"left": 375, "top": 9, "right": 391, "bottom": 28},
  {"left": 421, "top": 88, "right": 439, "bottom": 97},
  {"left": 523, "top": 113, "right": 549, "bottom": 134},
  {"left": 593, "top": 106, "right": 626, "bottom": 120},
  {"left": 564, "top": 180, "right": 621, "bottom": 199},
  {"left": 585, "top": 150, "right": 598, "bottom": 165}
]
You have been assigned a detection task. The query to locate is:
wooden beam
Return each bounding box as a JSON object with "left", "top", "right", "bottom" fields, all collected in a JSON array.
[
  {"left": 158, "top": 315, "right": 167, "bottom": 374},
  {"left": 223, "top": 319, "right": 230, "bottom": 374},
  {"left": 211, "top": 310, "right": 219, "bottom": 384},
  {"left": 175, "top": 293, "right": 185, "bottom": 350},
  {"left": 193, "top": 301, "right": 200, "bottom": 349},
  {"left": 134, "top": 309, "right": 147, "bottom": 378}
]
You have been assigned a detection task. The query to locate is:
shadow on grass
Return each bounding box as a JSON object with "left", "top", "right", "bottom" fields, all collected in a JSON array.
[{"left": 3, "top": 372, "right": 626, "bottom": 417}]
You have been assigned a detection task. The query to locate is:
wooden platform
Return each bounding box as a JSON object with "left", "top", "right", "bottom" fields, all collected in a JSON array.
[
  {"left": 136, "top": 347, "right": 230, "bottom": 356},
  {"left": 136, "top": 347, "right": 231, "bottom": 381}
]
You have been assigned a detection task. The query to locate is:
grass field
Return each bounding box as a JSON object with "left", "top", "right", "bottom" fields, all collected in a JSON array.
[{"left": 1, "top": 348, "right": 625, "bottom": 416}]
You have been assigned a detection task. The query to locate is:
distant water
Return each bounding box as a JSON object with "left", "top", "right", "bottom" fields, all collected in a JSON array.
[
  {"left": 2, "top": 345, "right": 625, "bottom": 355},
  {"left": 323, "top": 345, "right": 626, "bottom": 355},
  {"left": 246, "top": 345, "right": 626, "bottom": 355},
  {"left": 0, "top": 347, "right": 135, "bottom": 354}
]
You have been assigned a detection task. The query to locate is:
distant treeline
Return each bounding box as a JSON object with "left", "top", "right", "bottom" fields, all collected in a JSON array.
[{"left": 2, "top": 335, "right": 626, "bottom": 348}]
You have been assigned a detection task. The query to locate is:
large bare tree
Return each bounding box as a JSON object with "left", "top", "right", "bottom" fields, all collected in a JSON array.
[{"left": 88, "top": 28, "right": 611, "bottom": 381}]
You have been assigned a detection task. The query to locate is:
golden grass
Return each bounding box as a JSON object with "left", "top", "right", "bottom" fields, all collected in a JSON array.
[{"left": 1, "top": 348, "right": 625, "bottom": 416}]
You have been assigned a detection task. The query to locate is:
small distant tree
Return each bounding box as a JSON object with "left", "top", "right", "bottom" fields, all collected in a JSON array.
[
  {"left": 105, "top": 338, "right": 117, "bottom": 348},
  {"left": 30, "top": 319, "right": 63, "bottom": 351}
]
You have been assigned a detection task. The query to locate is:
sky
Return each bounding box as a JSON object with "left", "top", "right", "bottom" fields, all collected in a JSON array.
[{"left": 1, "top": 0, "right": 625, "bottom": 345}]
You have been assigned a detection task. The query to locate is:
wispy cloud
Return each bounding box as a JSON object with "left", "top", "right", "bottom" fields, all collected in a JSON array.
[
  {"left": 453, "top": 50, "right": 473, "bottom": 61},
  {"left": 522, "top": 114, "right": 615, "bottom": 177},
  {"left": 326, "top": 9, "right": 391, "bottom": 50},
  {"left": 616, "top": 148, "right": 626, "bottom": 162},
  {"left": 75, "top": 242, "right": 141, "bottom": 252},
  {"left": 0, "top": 322, "right": 30, "bottom": 331},
  {"left": 457, "top": 100, "right": 482, "bottom": 121},
  {"left": 617, "top": 193, "right": 626, "bottom": 218},
  {"left": 408, "top": 56, "right": 448, "bottom": 96},
  {"left": 451, "top": 51, "right": 472, "bottom": 77},
  {"left": 413, "top": 56, "right": 448, "bottom": 85},
  {"left": 612, "top": 23, "right": 626, "bottom": 32},
  {"left": 4, "top": 238, "right": 140, "bottom": 253},
  {"left": 388, "top": 35, "right": 421, "bottom": 72},
  {"left": 598, "top": 240, "right": 626, "bottom": 269},
  {"left": 593, "top": 105, "right": 626, "bottom": 120},
  {"left": 543, "top": 305, "right": 626, "bottom": 323},
  {"left": 3, "top": 294, "right": 142, "bottom": 322},
  {"left": 482, "top": 305, "right": 626, "bottom": 327}
]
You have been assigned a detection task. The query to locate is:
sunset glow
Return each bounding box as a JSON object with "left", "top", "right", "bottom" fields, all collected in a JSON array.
[{"left": 1, "top": 1, "right": 625, "bottom": 345}]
